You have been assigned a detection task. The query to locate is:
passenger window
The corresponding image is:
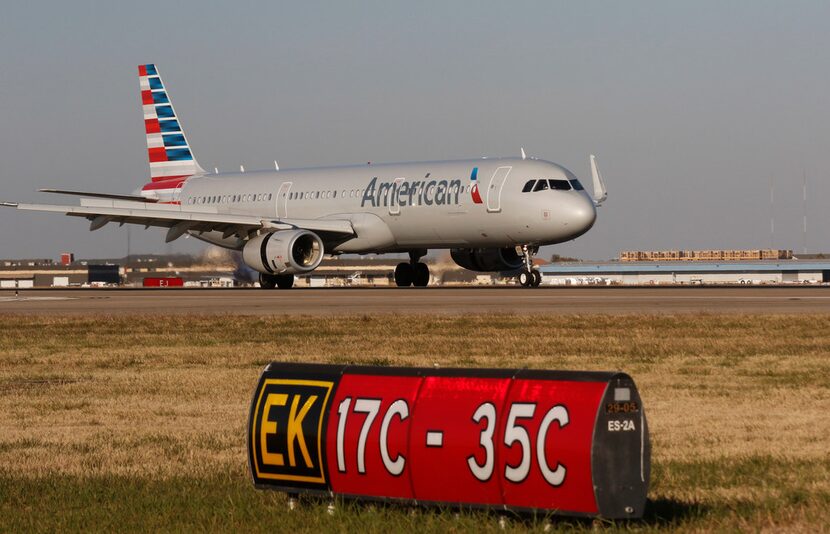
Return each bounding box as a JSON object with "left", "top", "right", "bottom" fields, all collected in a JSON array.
[
  {"left": 533, "top": 180, "right": 549, "bottom": 192},
  {"left": 549, "top": 179, "right": 571, "bottom": 191},
  {"left": 522, "top": 180, "right": 536, "bottom": 193},
  {"left": 570, "top": 180, "right": 585, "bottom": 191}
]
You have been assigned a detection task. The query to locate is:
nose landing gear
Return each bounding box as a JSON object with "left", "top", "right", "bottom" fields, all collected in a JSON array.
[
  {"left": 395, "top": 249, "right": 430, "bottom": 287},
  {"left": 518, "top": 245, "right": 542, "bottom": 288}
]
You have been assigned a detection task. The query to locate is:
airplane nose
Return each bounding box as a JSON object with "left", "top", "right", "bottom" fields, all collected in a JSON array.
[{"left": 563, "top": 194, "right": 596, "bottom": 236}]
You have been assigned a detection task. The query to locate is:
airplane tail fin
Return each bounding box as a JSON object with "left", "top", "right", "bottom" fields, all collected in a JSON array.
[{"left": 139, "top": 64, "right": 205, "bottom": 187}]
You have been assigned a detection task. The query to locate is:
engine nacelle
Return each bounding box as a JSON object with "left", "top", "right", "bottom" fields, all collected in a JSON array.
[
  {"left": 450, "top": 247, "right": 524, "bottom": 272},
  {"left": 242, "top": 230, "right": 324, "bottom": 275}
]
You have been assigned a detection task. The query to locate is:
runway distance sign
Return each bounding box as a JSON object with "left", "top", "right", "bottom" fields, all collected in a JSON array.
[{"left": 248, "top": 363, "right": 650, "bottom": 518}]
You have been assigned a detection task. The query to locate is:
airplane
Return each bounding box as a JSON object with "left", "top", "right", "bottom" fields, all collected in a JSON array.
[{"left": 2, "top": 64, "right": 607, "bottom": 289}]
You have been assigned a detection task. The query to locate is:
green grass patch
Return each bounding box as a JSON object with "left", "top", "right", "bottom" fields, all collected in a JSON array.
[
  {"left": 1, "top": 313, "right": 828, "bottom": 531},
  {"left": 1, "top": 457, "right": 827, "bottom": 533}
]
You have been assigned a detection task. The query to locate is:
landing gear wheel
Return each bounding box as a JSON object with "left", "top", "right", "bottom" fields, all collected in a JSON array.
[
  {"left": 395, "top": 263, "right": 413, "bottom": 287},
  {"left": 275, "top": 274, "right": 294, "bottom": 289},
  {"left": 413, "top": 262, "right": 430, "bottom": 287},
  {"left": 518, "top": 244, "right": 541, "bottom": 288},
  {"left": 259, "top": 273, "right": 277, "bottom": 289}
]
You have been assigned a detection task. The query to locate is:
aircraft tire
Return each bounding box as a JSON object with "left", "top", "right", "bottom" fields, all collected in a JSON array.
[
  {"left": 413, "top": 262, "right": 430, "bottom": 287},
  {"left": 531, "top": 269, "right": 542, "bottom": 287},
  {"left": 395, "top": 263, "right": 413, "bottom": 287},
  {"left": 518, "top": 270, "right": 532, "bottom": 287},
  {"left": 275, "top": 274, "right": 294, "bottom": 289},
  {"left": 259, "top": 273, "right": 278, "bottom": 289}
]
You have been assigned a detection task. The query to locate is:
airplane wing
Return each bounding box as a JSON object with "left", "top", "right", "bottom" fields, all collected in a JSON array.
[{"left": 0, "top": 200, "right": 355, "bottom": 243}]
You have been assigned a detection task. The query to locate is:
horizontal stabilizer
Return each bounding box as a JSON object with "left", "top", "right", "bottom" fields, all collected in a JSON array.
[{"left": 39, "top": 189, "right": 158, "bottom": 203}]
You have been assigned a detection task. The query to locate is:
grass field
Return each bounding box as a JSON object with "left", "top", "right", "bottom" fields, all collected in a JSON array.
[{"left": 1, "top": 314, "right": 828, "bottom": 532}]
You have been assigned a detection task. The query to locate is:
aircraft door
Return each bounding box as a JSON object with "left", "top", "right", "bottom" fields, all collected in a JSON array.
[
  {"left": 389, "top": 177, "right": 405, "bottom": 215},
  {"left": 276, "top": 181, "right": 292, "bottom": 218},
  {"left": 486, "top": 166, "right": 512, "bottom": 213}
]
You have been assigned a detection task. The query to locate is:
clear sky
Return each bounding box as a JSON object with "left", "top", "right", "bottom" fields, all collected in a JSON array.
[{"left": 1, "top": 1, "right": 828, "bottom": 261}]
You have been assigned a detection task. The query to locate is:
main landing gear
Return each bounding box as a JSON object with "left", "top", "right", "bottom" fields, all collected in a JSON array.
[
  {"left": 518, "top": 245, "right": 542, "bottom": 288},
  {"left": 259, "top": 273, "right": 294, "bottom": 289},
  {"left": 395, "top": 249, "right": 430, "bottom": 287}
]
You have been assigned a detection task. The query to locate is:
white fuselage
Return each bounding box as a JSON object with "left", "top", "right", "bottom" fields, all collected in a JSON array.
[{"left": 165, "top": 157, "right": 597, "bottom": 254}]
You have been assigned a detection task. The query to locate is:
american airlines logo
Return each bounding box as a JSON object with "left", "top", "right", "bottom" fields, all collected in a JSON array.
[
  {"left": 360, "top": 176, "right": 464, "bottom": 208},
  {"left": 470, "top": 167, "right": 483, "bottom": 204}
]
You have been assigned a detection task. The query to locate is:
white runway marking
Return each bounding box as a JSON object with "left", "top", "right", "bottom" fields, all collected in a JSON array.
[
  {"left": 0, "top": 296, "right": 78, "bottom": 302},
  {"left": 519, "top": 295, "right": 830, "bottom": 300}
]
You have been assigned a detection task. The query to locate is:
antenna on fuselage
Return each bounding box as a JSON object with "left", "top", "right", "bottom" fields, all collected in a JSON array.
[
  {"left": 520, "top": 147, "right": 527, "bottom": 160},
  {"left": 274, "top": 160, "right": 280, "bottom": 171}
]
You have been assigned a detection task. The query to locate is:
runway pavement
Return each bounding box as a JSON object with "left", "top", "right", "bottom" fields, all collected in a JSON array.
[{"left": 2, "top": 286, "right": 830, "bottom": 315}]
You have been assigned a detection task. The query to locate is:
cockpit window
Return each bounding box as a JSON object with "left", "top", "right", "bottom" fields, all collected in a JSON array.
[
  {"left": 570, "top": 179, "right": 585, "bottom": 191},
  {"left": 549, "top": 179, "right": 571, "bottom": 191},
  {"left": 522, "top": 180, "right": 536, "bottom": 193},
  {"left": 533, "top": 180, "right": 549, "bottom": 192}
]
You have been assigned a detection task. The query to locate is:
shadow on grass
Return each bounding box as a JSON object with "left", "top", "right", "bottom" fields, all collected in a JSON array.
[
  {"left": 303, "top": 494, "right": 710, "bottom": 530},
  {"left": 639, "top": 498, "right": 709, "bottom": 525}
]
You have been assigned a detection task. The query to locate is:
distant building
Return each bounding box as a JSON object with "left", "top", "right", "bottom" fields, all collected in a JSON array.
[
  {"left": 0, "top": 258, "right": 54, "bottom": 268},
  {"left": 541, "top": 261, "right": 830, "bottom": 285},
  {"left": 620, "top": 249, "right": 792, "bottom": 262}
]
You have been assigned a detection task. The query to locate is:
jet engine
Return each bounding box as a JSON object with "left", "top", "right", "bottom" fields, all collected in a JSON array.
[
  {"left": 242, "top": 230, "right": 324, "bottom": 275},
  {"left": 450, "top": 247, "right": 524, "bottom": 272}
]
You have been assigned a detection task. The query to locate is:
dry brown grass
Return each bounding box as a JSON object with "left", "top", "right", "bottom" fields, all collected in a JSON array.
[{"left": 0, "top": 314, "right": 828, "bottom": 531}]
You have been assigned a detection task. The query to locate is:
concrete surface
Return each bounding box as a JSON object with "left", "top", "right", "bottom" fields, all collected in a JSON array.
[{"left": 2, "top": 286, "right": 830, "bottom": 315}]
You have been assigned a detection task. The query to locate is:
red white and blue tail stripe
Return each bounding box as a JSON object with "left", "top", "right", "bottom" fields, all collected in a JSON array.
[{"left": 139, "top": 64, "right": 204, "bottom": 198}]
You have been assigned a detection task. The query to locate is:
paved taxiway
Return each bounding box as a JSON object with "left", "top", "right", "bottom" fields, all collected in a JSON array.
[{"left": 1, "top": 286, "right": 829, "bottom": 315}]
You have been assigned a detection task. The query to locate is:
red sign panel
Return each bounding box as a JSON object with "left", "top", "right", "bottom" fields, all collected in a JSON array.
[
  {"left": 325, "top": 374, "right": 420, "bottom": 499},
  {"left": 248, "top": 364, "right": 650, "bottom": 519},
  {"left": 409, "top": 376, "right": 511, "bottom": 505}
]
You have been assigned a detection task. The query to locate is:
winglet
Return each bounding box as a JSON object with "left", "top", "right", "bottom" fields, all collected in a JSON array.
[{"left": 590, "top": 154, "right": 607, "bottom": 206}]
